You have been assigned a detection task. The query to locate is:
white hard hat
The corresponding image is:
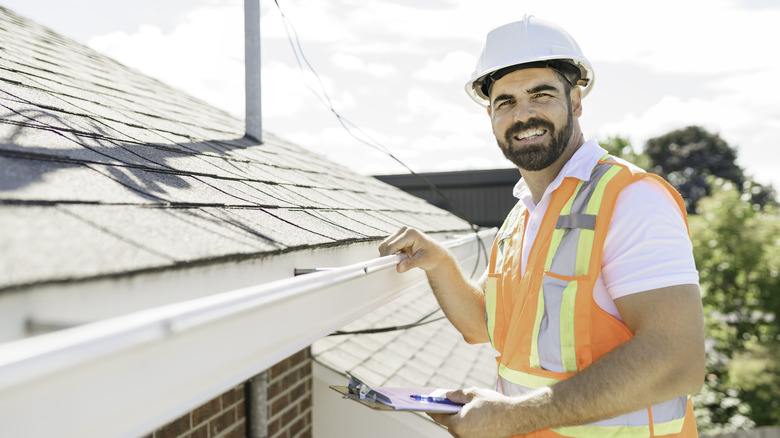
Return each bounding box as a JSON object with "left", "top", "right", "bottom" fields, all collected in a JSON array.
[{"left": 465, "top": 15, "right": 595, "bottom": 106}]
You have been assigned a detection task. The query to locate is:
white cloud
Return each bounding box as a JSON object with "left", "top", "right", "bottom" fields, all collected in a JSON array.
[
  {"left": 596, "top": 91, "right": 780, "bottom": 187},
  {"left": 402, "top": 87, "right": 486, "bottom": 132},
  {"left": 331, "top": 53, "right": 398, "bottom": 77},
  {"left": 413, "top": 51, "right": 476, "bottom": 84},
  {"left": 573, "top": 0, "right": 780, "bottom": 76},
  {"left": 87, "top": 3, "right": 245, "bottom": 117},
  {"left": 75, "top": 0, "right": 779, "bottom": 189},
  {"left": 408, "top": 134, "right": 486, "bottom": 152},
  {"left": 259, "top": 0, "right": 356, "bottom": 44},
  {"left": 261, "top": 62, "right": 311, "bottom": 119}
]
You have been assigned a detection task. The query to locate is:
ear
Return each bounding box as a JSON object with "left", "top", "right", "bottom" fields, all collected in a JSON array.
[{"left": 571, "top": 87, "right": 583, "bottom": 118}]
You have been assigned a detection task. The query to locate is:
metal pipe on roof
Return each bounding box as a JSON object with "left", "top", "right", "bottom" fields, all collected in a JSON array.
[{"left": 244, "top": 0, "right": 262, "bottom": 142}]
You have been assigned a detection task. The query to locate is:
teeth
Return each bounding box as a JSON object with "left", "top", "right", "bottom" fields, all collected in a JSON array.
[{"left": 516, "top": 129, "right": 545, "bottom": 140}]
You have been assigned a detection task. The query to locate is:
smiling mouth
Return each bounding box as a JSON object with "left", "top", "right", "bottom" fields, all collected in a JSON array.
[{"left": 513, "top": 129, "right": 546, "bottom": 142}]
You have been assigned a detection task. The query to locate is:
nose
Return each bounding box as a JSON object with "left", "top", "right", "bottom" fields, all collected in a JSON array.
[{"left": 511, "top": 99, "right": 535, "bottom": 122}]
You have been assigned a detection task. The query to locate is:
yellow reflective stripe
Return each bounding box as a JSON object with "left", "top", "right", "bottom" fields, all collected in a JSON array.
[
  {"left": 498, "top": 363, "right": 562, "bottom": 388},
  {"left": 576, "top": 165, "right": 621, "bottom": 276},
  {"left": 552, "top": 423, "right": 650, "bottom": 438},
  {"left": 653, "top": 415, "right": 686, "bottom": 435},
  {"left": 550, "top": 414, "right": 684, "bottom": 438},
  {"left": 585, "top": 165, "right": 622, "bottom": 215},
  {"left": 544, "top": 181, "right": 582, "bottom": 271},
  {"left": 560, "top": 281, "right": 578, "bottom": 373},
  {"left": 574, "top": 228, "right": 594, "bottom": 276},
  {"left": 529, "top": 281, "right": 545, "bottom": 369},
  {"left": 485, "top": 276, "right": 497, "bottom": 345}
]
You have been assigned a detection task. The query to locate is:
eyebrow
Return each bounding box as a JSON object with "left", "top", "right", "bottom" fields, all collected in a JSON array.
[
  {"left": 527, "top": 84, "right": 561, "bottom": 94},
  {"left": 492, "top": 93, "right": 515, "bottom": 104}
]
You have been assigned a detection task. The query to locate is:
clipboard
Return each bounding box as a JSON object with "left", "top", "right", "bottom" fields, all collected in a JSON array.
[{"left": 329, "top": 372, "right": 463, "bottom": 414}]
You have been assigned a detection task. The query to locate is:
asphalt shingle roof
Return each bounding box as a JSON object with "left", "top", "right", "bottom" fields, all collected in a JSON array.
[
  {"left": 312, "top": 286, "right": 498, "bottom": 390},
  {"left": 0, "top": 6, "right": 471, "bottom": 291}
]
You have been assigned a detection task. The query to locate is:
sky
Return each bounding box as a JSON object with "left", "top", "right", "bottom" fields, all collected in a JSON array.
[{"left": 2, "top": 0, "right": 779, "bottom": 188}]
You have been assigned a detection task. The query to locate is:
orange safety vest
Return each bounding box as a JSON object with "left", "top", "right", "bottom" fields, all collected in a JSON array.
[{"left": 485, "top": 156, "right": 698, "bottom": 438}]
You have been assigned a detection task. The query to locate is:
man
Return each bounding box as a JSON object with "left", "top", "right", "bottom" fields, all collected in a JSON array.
[{"left": 379, "top": 16, "right": 705, "bottom": 438}]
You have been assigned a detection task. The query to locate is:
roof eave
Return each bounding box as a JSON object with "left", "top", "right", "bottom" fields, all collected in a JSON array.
[{"left": 0, "top": 229, "right": 495, "bottom": 438}]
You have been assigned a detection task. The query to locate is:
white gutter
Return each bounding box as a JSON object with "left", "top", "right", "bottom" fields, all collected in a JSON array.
[{"left": 0, "top": 229, "right": 495, "bottom": 438}]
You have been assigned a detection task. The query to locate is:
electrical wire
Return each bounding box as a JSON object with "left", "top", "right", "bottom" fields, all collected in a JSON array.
[
  {"left": 328, "top": 309, "right": 446, "bottom": 337},
  {"left": 271, "top": 0, "right": 490, "bottom": 285}
]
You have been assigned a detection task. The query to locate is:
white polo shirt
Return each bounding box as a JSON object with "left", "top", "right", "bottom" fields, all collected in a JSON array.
[{"left": 512, "top": 139, "right": 699, "bottom": 320}]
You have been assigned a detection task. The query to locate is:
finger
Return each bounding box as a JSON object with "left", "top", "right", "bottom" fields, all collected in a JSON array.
[
  {"left": 395, "top": 248, "right": 421, "bottom": 273},
  {"left": 445, "top": 389, "right": 474, "bottom": 404},
  {"left": 378, "top": 227, "right": 408, "bottom": 256},
  {"left": 384, "top": 232, "right": 423, "bottom": 271},
  {"left": 428, "top": 412, "right": 453, "bottom": 427}
]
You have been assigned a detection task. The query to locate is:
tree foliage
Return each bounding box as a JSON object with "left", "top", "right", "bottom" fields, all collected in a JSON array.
[
  {"left": 689, "top": 178, "right": 780, "bottom": 431},
  {"left": 645, "top": 126, "right": 744, "bottom": 213},
  {"left": 602, "top": 133, "right": 780, "bottom": 433},
  {"left": 600, "top": 135, "right": 652, "bottom": 170},
  {"left": 643, "top": 126, "right": 778, "bottom": 213}
]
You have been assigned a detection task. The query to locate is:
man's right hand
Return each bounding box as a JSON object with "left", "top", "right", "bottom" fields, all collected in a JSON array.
[{"left": 378, "top": 227, "right": 450, "bottom": 274}]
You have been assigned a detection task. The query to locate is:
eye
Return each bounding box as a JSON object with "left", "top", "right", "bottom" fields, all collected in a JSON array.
[
  {"left": 532, "top": 92, "right": 552, "bottom": 100},
  {"left": 496, "top": 99, "right": 514, "bottom": 109}
]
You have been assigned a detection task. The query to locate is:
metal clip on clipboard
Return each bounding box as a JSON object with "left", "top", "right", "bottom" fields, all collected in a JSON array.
[{"left": 345, "top": 372, "right": 391, "bottom": 404}]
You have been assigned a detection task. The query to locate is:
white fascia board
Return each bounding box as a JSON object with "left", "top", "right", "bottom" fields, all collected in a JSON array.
[{"left": 0, "top": 229, "right": 495, "bottom": 438}]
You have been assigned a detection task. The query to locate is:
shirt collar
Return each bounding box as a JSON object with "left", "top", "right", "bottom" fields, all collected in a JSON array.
[{"left": 512, "top": 139, "right": 607, "bottom": 209}]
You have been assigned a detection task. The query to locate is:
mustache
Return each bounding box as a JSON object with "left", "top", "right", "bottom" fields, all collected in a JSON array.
[{"left": 504, "top": 118, "right": 555, "bottom": 142}]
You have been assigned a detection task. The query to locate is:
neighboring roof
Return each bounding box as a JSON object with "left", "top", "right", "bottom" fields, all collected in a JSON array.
[
  {"left": 0, "top": 6, "right": 471, "bottom": 292},
  {"left": 375, "top": 168, "right": 521, "bottom": 188},
  {"left": 312, "top": 285, "right": 498, "bottom": 391},
  {"left": 376, "top": 168, "right": 521, "bottom": 228}
]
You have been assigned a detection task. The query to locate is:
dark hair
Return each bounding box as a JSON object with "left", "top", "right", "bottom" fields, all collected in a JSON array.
[{"left": 478, "top": 60, "right": 580, "bottom": 99}]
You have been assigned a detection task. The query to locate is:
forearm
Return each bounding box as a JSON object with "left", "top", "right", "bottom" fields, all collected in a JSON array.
[
  {"left": 379, "top": 227, "right": 490, "bottom": 344},
  {"left": 425, "top": 253, "right": 489, "bottom": 344},
  {"left": 512, "top": 288, "right": 704, "bottom": 433},
  {"left": 437, "top": 286, "right": 705, "bottom": 437},
  {"left": 513, "top": 330, "right": 703, "bottom": 432}
]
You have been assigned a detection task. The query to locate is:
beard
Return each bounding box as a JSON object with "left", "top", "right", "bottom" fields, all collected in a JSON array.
[{"left": 496, "top": 110, "right": 574, "bottom": 171}]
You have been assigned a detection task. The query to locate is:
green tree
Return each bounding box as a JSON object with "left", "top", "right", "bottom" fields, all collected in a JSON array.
[
  {"left": 600, "top": 135, "right": 652, "bottom": 170},
  {"left": 645, "top": 126, "right": 745, "bottom": 213},
  {"left": 604, "top": 134, "right": 780, "bottom": 433},
  {"left": 689, "top": 178, "right": 780, "bottom": 432}
]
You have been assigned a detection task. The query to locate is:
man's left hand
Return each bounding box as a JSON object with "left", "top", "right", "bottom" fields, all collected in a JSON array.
[{"left": 429, "top": 388, "right": 520, "bottom": 438}]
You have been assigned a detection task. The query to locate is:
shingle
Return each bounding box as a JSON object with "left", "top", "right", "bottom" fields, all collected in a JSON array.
[
  {"left": 0, "top": 205, "right": 172, "bottom": 288},
  {"left": 310, "top": 210, "right": 388, "bottom": 238},
  {"left": 312, "top": 287, "right": 499, "bottom": 391},
  {"left": 82, "top": 163, "right": 253, "bottom": 206},
  {"left": 0, "top": 81, "right": 87, "bottom": 116},
  {"left": 0, "top": 121, "right": 128, "bottom": 165},
  {"left": 201, "top": 207, "right": 334, "bottom": 248},
  {"left": 0, "top": 6, "right": 472, "bottom": 293},
  {"left": 0, "top": 156, "right": 153, "bottom": 204},
  {"left": 56, "top": 204, "right": 282, "bottom": 263},
  {"left": 269, "top": 208, "right": 363, "bottom": 242}
]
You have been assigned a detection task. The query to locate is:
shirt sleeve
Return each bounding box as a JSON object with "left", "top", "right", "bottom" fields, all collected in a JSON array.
[{"left": 601, "top": 179, "right": 699, "bottom": 300}]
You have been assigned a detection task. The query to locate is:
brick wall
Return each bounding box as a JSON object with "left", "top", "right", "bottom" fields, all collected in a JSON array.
[
  {"left": 140, "top": 348, "right": 313, "bottom": 438},
  {"left": 140, "top": 385, "right": 246, "bottom": 438},
  {"left": 266, "top": 349, "right": 313, "bottom": 438}
]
